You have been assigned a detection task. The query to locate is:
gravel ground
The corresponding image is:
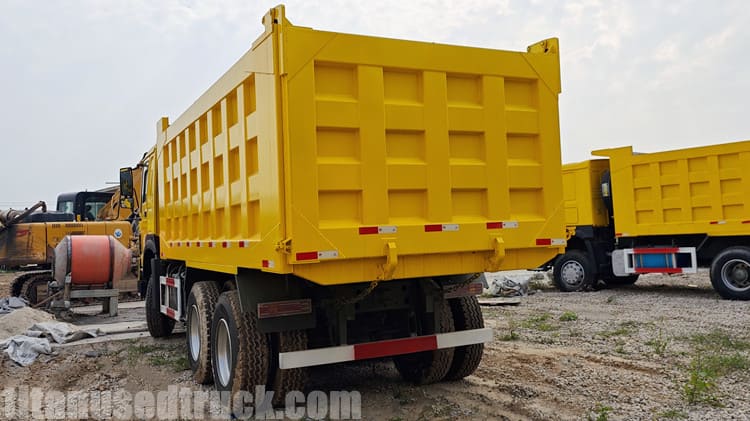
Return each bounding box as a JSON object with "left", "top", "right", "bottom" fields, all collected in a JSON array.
[{"left": 1, "top": 270, "right": 750, "bottom": 420}]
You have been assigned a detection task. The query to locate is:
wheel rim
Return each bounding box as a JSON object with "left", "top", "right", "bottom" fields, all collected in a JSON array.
[
  {"left": 721, "top": 259, "right": 750, "bottom": 292},
  {"left": 215, "top": 318, "right": 232, "bottom": 387},
  {"left": 188, "top": 304, "right": 200, "bottom": 361},
  {"left": 560, "top": 260, "right": 585, "bottom": 288}
]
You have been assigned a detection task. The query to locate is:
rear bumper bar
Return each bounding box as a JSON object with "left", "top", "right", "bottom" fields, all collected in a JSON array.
[{"left": 278, "top": 327, "right": 493, "bottom": 369}]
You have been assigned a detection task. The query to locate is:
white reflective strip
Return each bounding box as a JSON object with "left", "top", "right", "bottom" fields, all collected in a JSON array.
[
  {"left": 378, "top": 226, "right": 397, "bottom": 234},
  {"left": 318, "top": 250, "right": 339, "bottom": 259},
  {"left": 436, "top": 328, "right": 493, "bottom": 349},
  {"left": 502, "top": 221, "right": 519, "bottom": 229},
  {"left": 278, "top": 328, "right": 492, "bottom": 370},
  {"left": 551, "top": 238, "right": 566, "bottom": 246},
  {"left": 279, "top": 345, "right": 354, "bottom": 369},
  {"left": 442, "top": 224, "right": 459, "bottom": 231}
]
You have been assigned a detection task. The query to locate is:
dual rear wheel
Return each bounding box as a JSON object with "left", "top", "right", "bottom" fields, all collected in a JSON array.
[{"left": 186, "top": 287, "right": 307, "bottom": 409}]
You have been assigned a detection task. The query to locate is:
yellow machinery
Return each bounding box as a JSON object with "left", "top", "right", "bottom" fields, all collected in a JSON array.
[
  {"left": 121, "top": 5, "right": 565, "bottom": 400},
  {"left": 554, "top": 140, "right": 750, "bottom": 300},
  {"left": 2, "top": 201, "right": 136, "bottom": 308}
]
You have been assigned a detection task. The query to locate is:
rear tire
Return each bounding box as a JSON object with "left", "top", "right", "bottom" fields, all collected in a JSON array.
[
  {"left": 553, "top": 250, "right": 595, "bottom": 292},
  {"left": 444, "top": 296, "right": 484, "bottom": 380},
  {"left": 145, "top": 271, "right": 175, "bottom": 337},
  {"left": 710, "top": 247, "right": 750, "bottom": 300},
  {"left": 270, "top": 330, "right": 309, "bottom": 406},
  {"left": 187, "top": 281, "right": 220, "bottom": 384},
  {"left": 211, "top": 290, "right": 269, "bottom": 412},
  {"left": 394, "top": 300, "right": 455, "bottom": 384}
]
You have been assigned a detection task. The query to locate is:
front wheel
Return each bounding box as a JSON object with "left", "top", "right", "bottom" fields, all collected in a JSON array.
[
  {"left": 553, "top": 250, "right": 595, "bottom": 292},
  {"left": 145, "top": 271, "right": 175, "bottom": 337},
  {"left": 710, "top": 247, "right": 750, "bottom": 300}
]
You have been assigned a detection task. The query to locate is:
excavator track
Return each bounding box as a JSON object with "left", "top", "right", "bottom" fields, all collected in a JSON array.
[{"left": 9, "top": 270, "right": 49, "bottom": 298}]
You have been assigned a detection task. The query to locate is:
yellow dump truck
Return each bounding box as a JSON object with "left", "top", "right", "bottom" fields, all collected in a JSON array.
[
  {"left": 120, "top": 5, "right": 565, "bottom": 398},
  {"left": 555, "top": 140, "right": 750, "bottom": 300}
]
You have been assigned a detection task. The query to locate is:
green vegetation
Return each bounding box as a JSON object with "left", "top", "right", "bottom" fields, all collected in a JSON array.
[
  {"left": 646, "top": 328, "right": 670, "bottom": 356},
  {"left": 681, "top": 329, "right": 750, "bottom": 405},
  {"left": 599, "top": 321, "right": 639, "bottom": 338},
  {"left": 656, "top": 409, "right": 687, "bottom": 419},
  {"left": 586, "top": 403, "right": 613, "bottom": 421},
  {"left": 501, "top": 318, "right": 520, "bottom": 341},
  {"left": 124, "top": 342, "right": 188, "bottom": 371},
  {"left": 522, "top": 312, "right": 557, "bottom": 332},
  {"left": 559, "top": 311, "right": 578, "bottom": 322}
]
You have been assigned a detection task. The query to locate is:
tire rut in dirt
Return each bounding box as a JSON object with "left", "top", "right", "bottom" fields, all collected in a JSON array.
[
  {"left": 187, "top": 281, "right": 220, "bottom": 384},
  {"left": 211, "top": 290, "right": 269, "bottom": 415},
  {"left": 270, "top": 330, "right": 308, "bottom": 406},
  {"left": 444, "top": 296, "right": 484, "bottom": 380},
  {"left": 394, "top": 299, "right": 455, "bottom": 385},
  {"left": 145, "top": 272, "right": 175, "bottom": 337}
]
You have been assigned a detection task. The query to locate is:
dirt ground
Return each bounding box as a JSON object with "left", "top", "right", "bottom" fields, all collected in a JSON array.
[{"left": 1, "top": 270, "right": 750, "bottom": 420}]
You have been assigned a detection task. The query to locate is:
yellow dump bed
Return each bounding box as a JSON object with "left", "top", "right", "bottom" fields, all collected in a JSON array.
[
  {"left": 593, "top": 140, "right": 750, "bottom": 238},
  {"left": 562, "top": 159, "right": 610, "bottom": 228},
  {"left": 155, "top": 6, "right": 565, "bottom": 285}
]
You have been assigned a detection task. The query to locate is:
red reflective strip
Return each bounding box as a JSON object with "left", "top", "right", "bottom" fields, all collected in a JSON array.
[
  {"left": 262, "top": 260, "right": 270, "bottom": 268},
  {"left": 486, "top": 222, "right": 502, "bottom": 230},
  {"left": 257, "top": 299, "right": 312, "bottom": 319},
  {"left": 743, "top": 221, "right": 750, "bottom": 224},
  {"left": 222, "top": 241, "right": 228, "bottom": 248},
  {"left": 239, "top": 241, "right": 246, "bottom": 248},
  {"left": 359, "top": 226, "right": 379, "bottom": 235},
  {"left": 165, "top": 307, "right": 175, "bottom": 318},
  {"left": 536, "top": 238, "right": 552, "bottom": 246},
  {"left": 615, "top": 233, "right": 623, "bottom": 237},
  {"left": 354, "top": 335, "right": 438, "bottom": 360},
  {"left": 710, "top": 221, "right": 719, "bottom": 225},
  {"left": 165, "top": 277, "right": 175, "bottom": 287},
  {"left": 424, "top": 224, "right": 443, "bottom": 232},
  {"left": 186, "top": 242, "right": 190, "bottom": 247},
  {"left": 632, "top": 248, "right": 679, "bottom": 254},
  {"left": 296, "top": 251, "right": 319, "bottom": 261},
  {"left": 635, "top": 268, "right": 682, "bottom": 274},
  {"left": 209, "top": 242, "right": 214, "bottom": 248}
]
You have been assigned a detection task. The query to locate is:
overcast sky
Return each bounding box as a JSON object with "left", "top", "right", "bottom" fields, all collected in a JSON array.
[{"left": 1, "top": 0, "right": 748, "bottom": 208}]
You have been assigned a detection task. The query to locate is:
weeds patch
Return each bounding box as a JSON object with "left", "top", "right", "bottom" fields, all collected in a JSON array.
[
  {"left": 559, "top": 311, "right": 578, "bottom": 322},
  {"left": 522, "top": 313, "right": 557, "bottom": 332}
]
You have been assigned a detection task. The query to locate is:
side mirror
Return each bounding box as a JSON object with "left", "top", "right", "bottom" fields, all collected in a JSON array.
[{"left": 120, "top": 167, "right": 134, "bottom": 199}]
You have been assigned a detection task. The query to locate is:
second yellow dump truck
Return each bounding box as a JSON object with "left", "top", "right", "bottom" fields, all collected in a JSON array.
[
  {"left": 120, "top": 5, "right": 565, "bottom": 401},
  {"left": 556, "top": 140, "right": 750, "bottom": 300}
]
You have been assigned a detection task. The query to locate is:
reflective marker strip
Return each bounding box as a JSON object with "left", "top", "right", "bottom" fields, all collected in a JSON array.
[
  {"left": 318, "top": 250, "right": 338, "bottom": 259},
  {"left": 486, "top": 221, "right": 519, "bottom": 229},
  {"left": 359, "top": 226, "right": 398, "bottom": 235},
  {"left": 165, "top": 277, "right": 176, "bottom": 287},
  {"left": 710, "top": 220, "right": 727, "bottom": 225},
  {"left": 296, "top": 252, "right": 318, "bottom": 261},
  {"left": 424, "top": 224, "right": 459, "bottom": 232},
  {"left": 165, "top": 308, "right": 175, "bottom": 318},
  {"left": 262, "top": 260, "right": 275, "bottom": 268},
  {"left": 222, "top": 241, "right": 229, "bottom": 248},
  {"left": 239, "top": 241, "right": 248, "bottom": 248},
  {"left": 635, "top": 267, "right": 684, "bottom": 274},
  {"left": 278, "top": 327, "right": 493, "bottom": 369},
  {"left": 536, "top": 238, "right": 566, "bottom": 246},
  {"left": 296, "top": 250, "right": 339, "bottom": 261},
  {"left": 632, "top": 247, "right": 679, "bottom": 254}
]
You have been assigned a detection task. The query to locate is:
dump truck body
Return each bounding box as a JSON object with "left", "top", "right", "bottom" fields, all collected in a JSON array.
[
  {"left": 129, "top": 5, "right": 565, "bottom": 397},
  {"left": 152, "top": 9, "right": 564, "bottom": 282},
  {"left": 554, "top": 140, "right": 750, "bottom": 300},
  {"left": 593, "top": 141, "right": 750, "bottom": 237}
]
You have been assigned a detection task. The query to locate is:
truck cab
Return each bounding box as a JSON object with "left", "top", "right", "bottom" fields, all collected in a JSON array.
[{"left": 56, "top": 191, "right": 114, "bottom": 221}]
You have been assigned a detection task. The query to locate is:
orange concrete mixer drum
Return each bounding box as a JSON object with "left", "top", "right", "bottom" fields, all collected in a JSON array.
[{"left": 53, "top": 235, "right": 131, "bottom": 286}]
